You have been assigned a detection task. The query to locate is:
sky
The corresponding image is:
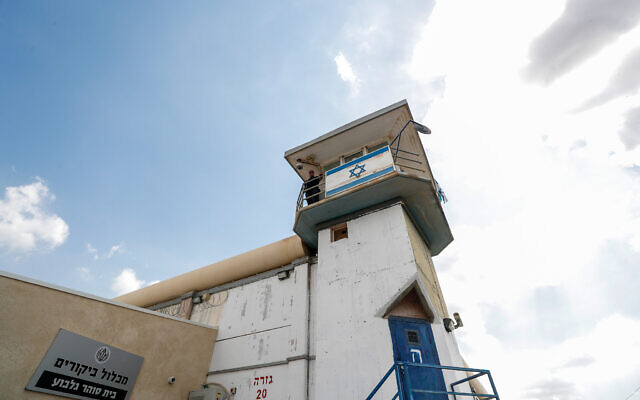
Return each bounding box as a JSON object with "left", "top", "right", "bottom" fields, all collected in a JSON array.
[{"left": 1, "top": 1, "right": 639, "bottom": 399}]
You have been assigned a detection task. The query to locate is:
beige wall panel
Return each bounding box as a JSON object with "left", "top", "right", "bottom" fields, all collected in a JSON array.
[
  {"left": 0, "top": 276, "right": 217, "bottom": 400},
  {"left": 403, "top": 211, "right": 450, "bottom": 318}
]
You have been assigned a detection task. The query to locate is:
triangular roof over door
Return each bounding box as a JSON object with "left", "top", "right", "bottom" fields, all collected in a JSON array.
[{"left": 376, "top": 274, "right": 440, "bottom": 323}]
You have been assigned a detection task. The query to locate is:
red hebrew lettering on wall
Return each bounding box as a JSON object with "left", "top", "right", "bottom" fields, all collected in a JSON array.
[{"left": 252, "top": 375, "right": 273, "bottom": 399}]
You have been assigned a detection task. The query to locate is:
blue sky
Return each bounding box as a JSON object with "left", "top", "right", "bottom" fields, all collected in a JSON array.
[
  {"left": 0, "top": 0, "right": 433, "bottom": 295},
  {"left": 2, "top": 1, "right": 640, "bottom": 399}
]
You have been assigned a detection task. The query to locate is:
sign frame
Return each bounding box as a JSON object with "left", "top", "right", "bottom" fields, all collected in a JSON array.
[{"left": 25, "top": 329, "right": 144, "bottom": 400}]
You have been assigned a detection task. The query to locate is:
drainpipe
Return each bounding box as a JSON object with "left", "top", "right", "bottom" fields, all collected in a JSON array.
[{"left": 305, "top": 262, "right": 312, "bottom": 400}]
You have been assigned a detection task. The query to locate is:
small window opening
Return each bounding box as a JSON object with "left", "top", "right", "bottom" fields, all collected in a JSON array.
[
  {"left": 331, "top": 223, "right": 348, "bottom": 242},
  {"left": 407, "top": 330, "right": 420, "bottom": 344},
  {"left": 366, "top": 142, "right": 388, "bottom": 153},
  {"left": 324, "top": 160, "right": 340, "bottom": 172},
  {"left": 343, "top": 150, "right": 363, "bottom": 163}
]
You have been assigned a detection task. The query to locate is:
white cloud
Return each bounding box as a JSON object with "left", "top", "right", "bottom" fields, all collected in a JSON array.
[
  {"left": 86, "top": 243, "right": 98, "bottom": 260},
  {"left": 0, "top": 179, "right": 69, "bottom": 253},
  {"left": 107, "top": 243, "right": 124, "bottom": 259},
  {"left": 87, "top": 242, "right": 125, "bottom": 260},
  {"left": 619, "top": 106, "right": 640, "bottom": 150},
  {"left": 334, "top": 52, "right": 360, "bottom": 95},
  {"left": 76, "top": 266, "right": 94, "bottom": 281},
  {"left": 402, "top": 0, "right": 640, "bottom": 398},
  {"left": 576, "top": 46, "right": 640, "bottom": 111},
  {"left": 111, "top": 268, "right": 146, "bottom": 296},
  {"left": 524, "top": 0, "right": 640, "bottom": 84}
]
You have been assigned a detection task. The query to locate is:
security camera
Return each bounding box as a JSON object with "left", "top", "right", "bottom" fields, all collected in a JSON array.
[
  {"left": 168, "top": 376, "right": 176, "bottom": 384},
  {"left": 443, "top": 318, "right": 455, "bottom": 332},
  {"left": 443, "top": 312, "right": 464, "bottom": 332},
  {"left": 296, "top": 162, "right": 304, "bottom": 170}
]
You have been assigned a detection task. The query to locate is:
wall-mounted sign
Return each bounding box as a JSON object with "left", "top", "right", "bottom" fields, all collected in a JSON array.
[
  {"left": 325, "top": 146, "right": 395, "bottom": 197},
  {"left": 26, "top": 329, "right": 144, "bottom": 400}
]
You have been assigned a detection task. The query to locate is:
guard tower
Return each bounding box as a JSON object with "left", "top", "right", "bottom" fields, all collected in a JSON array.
[
  {"left": 285, "top": 100, "right": 452, "bottom": 255},
  {"left": 284, "top": 100, "right": 500, "bottom": 400},
  {"left": 112, "top": 100, "right": 499, "bottom": 400}
]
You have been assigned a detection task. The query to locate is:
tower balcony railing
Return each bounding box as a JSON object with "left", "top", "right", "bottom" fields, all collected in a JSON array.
[
  {"left": 292, "top": 119, "right": 452, "bottom": 255},
  {"left": 295, "top": 145, "right": 427, "bottom": 211},
  {"left": 366, "top": 361, "right": 500, "bottom": 400}
]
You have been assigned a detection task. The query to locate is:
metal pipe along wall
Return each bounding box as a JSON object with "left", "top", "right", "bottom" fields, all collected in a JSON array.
[{"left": 114, "top": 236, "right": 309, "bottom": 308}]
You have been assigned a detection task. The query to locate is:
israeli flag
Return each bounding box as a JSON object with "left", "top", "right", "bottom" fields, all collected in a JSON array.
[{"left": 435, "top": 180, "right": 448, "bottom": 203}]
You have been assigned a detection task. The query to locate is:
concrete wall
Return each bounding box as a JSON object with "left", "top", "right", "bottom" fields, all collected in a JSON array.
[
  {"left": 126, "top": 202, "right": 469, "bottom": 400},
  {"left": 0, "top": 273, "right": 217, "bottom": 400},
  {"left": 202, "top": 264, "right": 310, "bottom": 400},
  {"left": 312, "top": 204, "right": 420, "bottom": 399},
  {"left": 311, "top": 203, "right": 469, "bottom": 399}
]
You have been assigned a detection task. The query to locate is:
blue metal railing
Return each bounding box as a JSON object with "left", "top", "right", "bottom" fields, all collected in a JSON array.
[{"left": 366, "top": 361, "right": 500, "bottom": 400}]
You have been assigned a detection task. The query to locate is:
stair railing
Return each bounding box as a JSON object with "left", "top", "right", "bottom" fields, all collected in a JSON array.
[{"left": 366, "top": 361, "right": 500, "bottom": 400}]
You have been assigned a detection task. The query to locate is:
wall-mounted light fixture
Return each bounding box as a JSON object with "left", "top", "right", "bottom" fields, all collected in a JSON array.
[
  {"left": 389, "top": 120, "right": 432, "bottom": 162},
  {"left": 412, "top": 121, "right": 431, "bottom": 135}
]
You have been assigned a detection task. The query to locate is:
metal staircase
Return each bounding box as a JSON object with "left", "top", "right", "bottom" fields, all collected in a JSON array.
[{"left": 366, "top": 361, "right": 500, "bottom": 400}]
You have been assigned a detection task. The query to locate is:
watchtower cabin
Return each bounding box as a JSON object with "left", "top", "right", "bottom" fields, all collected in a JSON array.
[
  {"left": 109, "top": 100, "right": 500, "bottom": 400},
  {"left": 286, "top": 99, "right": 452, "bottom": 256}
]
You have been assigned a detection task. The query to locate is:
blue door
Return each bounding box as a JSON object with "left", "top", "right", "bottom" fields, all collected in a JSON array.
[{"left": 388, "top": 317, "right": 447, "bottom": 400}]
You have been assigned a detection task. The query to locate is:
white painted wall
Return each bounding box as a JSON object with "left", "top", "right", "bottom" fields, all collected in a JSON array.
[
  {"left": 203, "top": 264, "right": 310, "bottom": 400},
  {"left": 209, "top": 362, "right": 307, "bottom": 400},
  {"left": 310, "top": 203, "right": 470, "bottom": 399},
  {"left": 197, "top": 203, "right": 471, "bottom": 400},
  {"left": 311, "top": 204, "right": 418, "bottom": 400}
]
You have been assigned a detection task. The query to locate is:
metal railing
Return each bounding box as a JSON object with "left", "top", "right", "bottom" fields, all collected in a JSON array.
[
  {"left": 295, "top": 119, "right": 441, "bottom": 212},
  {"left": 389, "top": 121, "right": 428, "bottom": 176},
  {"left": 295, "top": 145, "right": 429, "bottom": 212},
  {"left": 366, "top": 361, "right": 500, "bottom": 400},
  {"left": 392, "top": 148, "right": 426, "bottom": 175},
  {"left": 296, "top": 177, "right": 326, "bottom": 211}
]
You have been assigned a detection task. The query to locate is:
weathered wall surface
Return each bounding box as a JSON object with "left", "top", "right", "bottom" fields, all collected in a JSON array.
[
  {"left": 189, "top": 291, "right": 229, "bottom": 327},
  {"left": 311, "top": 204, "right": 469, "bottom": 399},
  {"left": 0, "top": 273, "right": 217, "bottom": 400},
  {"left": 205, "top": 264, "right": 310, "bottom": 400},
  {"left": 312, "top": 204, "right": 420, "bottom": 400}
]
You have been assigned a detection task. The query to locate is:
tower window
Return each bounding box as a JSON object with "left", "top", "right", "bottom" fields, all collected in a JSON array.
[
  {"left": 324, "top": 160, "right": 340, "bottom": 172},
  {"left": 366, "top": 142, "right": 388, "bottom": 153},
  {"left": 331, "top": 223, "right": 348, "bottom": 242},
  {"left": 407, "top": 330, "right": 420, "bottom": 344},
  {"left": 343, "top": 150, "right": 363, "bottom": 163}
]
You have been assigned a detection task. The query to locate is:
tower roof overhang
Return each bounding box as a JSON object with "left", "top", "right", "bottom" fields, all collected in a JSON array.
[{"left": 284, "top": 100, "right": 420, "bottom": 179}]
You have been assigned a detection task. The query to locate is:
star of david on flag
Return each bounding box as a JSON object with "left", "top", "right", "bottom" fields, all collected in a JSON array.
[{"left": 349, "top": 164, "right": 366, "bottom": 178}]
